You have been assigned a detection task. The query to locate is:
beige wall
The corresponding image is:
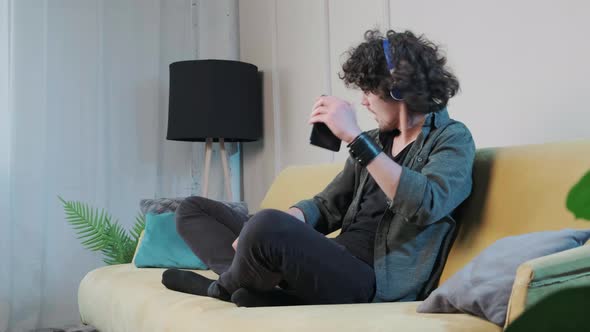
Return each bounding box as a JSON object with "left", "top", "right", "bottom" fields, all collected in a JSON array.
[{"left": 240, "top": 0, "right": 590, "bottom": 211}]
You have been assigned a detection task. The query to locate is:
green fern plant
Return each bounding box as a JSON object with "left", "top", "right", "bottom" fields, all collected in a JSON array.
[{"left": 58, "top": 196, "right": 146, "bottom": 265}]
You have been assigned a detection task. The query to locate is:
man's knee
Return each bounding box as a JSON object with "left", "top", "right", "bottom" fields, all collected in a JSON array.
[
  {"left": 178, "top": 195, "right": 222, "bottom": 216},
  {"left": 240, "top": 209, "right": 292, "bottom": 245},
  {"left": 175, "top": 196, "right": 210, "bottom": 234}
]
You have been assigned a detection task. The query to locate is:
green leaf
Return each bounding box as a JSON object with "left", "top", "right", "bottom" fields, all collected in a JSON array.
[
  {"left": 102, "top": 222, "right": 135, "bottom": 264},
  {"left": 59, "top": 195, "right": 141, "bottom": 265},
  {"left": 59, "top": 197, "right": 112, "bottom": 252},
  {"left": 566, "top": 170, "right": 590, "bottom": 221}
]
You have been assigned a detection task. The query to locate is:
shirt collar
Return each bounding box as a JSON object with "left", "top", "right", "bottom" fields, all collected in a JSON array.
[
  {"left": 378, "top": 128, "right": 400, "bottom": 146},
  {"left": 377, "top": 107, "right": 450, "bottom": 145},
  {"left": 423, "top": 107, "right": 450, "bottom": 129}
]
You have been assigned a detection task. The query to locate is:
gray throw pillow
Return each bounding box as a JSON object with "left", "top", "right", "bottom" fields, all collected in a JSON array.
[
  {"left": 140, "top": 197, "right": 250, "bottom": 217},
  {"left": 417, "top": 228, "right": 590, "bottom": 326}
]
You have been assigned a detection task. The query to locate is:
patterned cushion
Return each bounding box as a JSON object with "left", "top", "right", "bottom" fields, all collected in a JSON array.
[
  {"left": 139, "top": 197, "right": 249, "bottom": 217},
  {"left": 30, "top": 324, "right": 98, "bottom": 332}
]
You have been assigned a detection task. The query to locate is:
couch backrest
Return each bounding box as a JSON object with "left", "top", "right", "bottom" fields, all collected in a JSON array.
[
  {"left": 258, "top": 140, "right": 590, "bottom": 284},
  {"left": 259, "top": 162, "right": 345, "bottom": 212}
]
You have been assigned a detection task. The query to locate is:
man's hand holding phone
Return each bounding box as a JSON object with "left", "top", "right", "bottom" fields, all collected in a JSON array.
[{"left": 308, "top": 95, "right": 362, "bottom": 145}]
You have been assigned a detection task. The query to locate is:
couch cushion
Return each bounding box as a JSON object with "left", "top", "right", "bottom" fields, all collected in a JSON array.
[
  {"left": 258, "top": 163, "right": 344, "bottom": 212},
  {"left": 505, "top": 243, "right": 590, "bottom": 328},
  {"left": 140, "top": 197, "right": 250, "bottom": 216},
  {"left": 417, "top": 229, "right": 590, "bottom": 326},
  {"left": 442, "top": 140, "right": 590, "bottom": 284},
  {"left": 134, "top": 212, "right": 208, "bottom": 269},
  {"left": 79, "top": 264, "right": 501, "bottom": 332}
]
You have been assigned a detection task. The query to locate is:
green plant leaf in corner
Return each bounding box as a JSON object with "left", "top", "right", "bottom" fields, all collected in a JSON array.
[
  {"left": 101, "top": 222, "right": 134, "bottom": 265},
  {"left": 566, "top": 170, "right": 590, "bottom": 221},
  {"left": 59, "top": 196, "right": 141, "bottom": 265},
  {"left": 58, "top": 196, "right": 112, "bottom": 252}
]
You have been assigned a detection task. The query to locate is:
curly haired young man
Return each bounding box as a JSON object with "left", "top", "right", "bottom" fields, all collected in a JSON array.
[{"left": 161, "top": 29, "right": 476, "bottom": 307}]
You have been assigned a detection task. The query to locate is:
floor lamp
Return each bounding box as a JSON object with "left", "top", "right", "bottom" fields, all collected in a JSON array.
[{"left": 166, "top": 59, "right": 262, "bottom": 201}]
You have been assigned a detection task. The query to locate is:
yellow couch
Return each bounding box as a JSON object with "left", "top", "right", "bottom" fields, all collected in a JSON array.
[{"left": 79, "top": 140, "right": 590, "bottom": 332}]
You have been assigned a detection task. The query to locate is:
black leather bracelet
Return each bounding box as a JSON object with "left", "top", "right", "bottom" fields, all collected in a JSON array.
[{"left": 347, "top": 132, "right": 382, "bottom": 167}]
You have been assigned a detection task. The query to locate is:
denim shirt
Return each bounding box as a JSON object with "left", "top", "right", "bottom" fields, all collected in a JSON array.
[{"left": 291, "top": 108, "right": 476, "bottom": 303}]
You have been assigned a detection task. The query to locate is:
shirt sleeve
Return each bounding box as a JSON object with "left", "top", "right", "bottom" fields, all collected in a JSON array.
[
  {"left": 290, "top": 155, "right": 357, "bottom": 235},
  {"left": 388, "top": 124, "right": 476, "bottom": 227}
]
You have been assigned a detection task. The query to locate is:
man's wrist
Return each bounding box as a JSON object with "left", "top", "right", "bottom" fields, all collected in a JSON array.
[
  {"left": 345, "top": 129, "right": 363, "bottom": 144},
  {"left": 347, "top": 131, "right": 381, "bottom": 167}
]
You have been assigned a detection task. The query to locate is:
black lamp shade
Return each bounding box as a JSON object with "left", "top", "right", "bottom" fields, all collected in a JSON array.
[{"left": 166, "top": 59, "right": 262, "bottom": 142}]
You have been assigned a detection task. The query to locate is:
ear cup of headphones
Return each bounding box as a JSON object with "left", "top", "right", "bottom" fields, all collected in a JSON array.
[
  {"left": 390, "top": 89, "right": 403, "bottom": 101},
  {"left": 383, "top": 38, "right": 403, "bottom": 101}
]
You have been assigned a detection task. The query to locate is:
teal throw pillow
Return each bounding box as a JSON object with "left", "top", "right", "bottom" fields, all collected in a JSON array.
[{"left": 134, "top": 212, "right": 208, "bottom": 269}]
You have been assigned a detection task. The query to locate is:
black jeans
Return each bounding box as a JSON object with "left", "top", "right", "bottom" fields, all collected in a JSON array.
[{"left": 175, "top": 196, "right": 375, "bottom": 305}]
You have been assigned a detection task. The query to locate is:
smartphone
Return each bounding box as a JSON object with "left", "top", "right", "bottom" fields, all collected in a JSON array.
[{"left": 310, "top": 122, "right": 341, "bottom": 152}]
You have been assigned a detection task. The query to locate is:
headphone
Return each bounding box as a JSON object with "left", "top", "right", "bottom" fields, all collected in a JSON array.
[{"left": 382, "top": 38, "right": 403, "bottom": 101}]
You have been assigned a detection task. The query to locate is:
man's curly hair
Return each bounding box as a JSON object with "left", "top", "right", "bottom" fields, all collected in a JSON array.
[{"left": 339, "top": 29, "right": 459, "bottom": 114}]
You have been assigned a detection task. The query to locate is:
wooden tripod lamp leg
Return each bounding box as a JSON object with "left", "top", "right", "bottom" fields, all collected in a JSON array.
[
  {"left": 219, "top": 138, "right": 233, "bottom": 201},
  {"left": 202, "top": 137, "right": 213, "bottom": 197}
]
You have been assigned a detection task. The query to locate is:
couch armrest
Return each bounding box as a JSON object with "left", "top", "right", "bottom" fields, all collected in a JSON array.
[{"left": 505, "top": 244, "right": 590, "bottom": 328}]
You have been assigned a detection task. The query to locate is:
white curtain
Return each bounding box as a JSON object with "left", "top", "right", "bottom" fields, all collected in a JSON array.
[
  {"left": 0, "top": 0, "right": 240, "bottom": 330},
  {"left": 1, "top": 0, "right": 13, "bottom": 330}
]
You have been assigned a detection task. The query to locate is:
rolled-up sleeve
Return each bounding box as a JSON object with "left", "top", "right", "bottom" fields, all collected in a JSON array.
[{"left": 388, "top": 124, "right": 476, "bottom": 227}]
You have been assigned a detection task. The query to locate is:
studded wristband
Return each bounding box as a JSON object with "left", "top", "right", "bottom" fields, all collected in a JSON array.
[{"left": 347, "top": 132, "right": 382, "bottom": 167}]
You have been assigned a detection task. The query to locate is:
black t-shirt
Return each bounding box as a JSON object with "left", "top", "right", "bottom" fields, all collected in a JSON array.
[{"left": 333, "top": 129, "right": 414, "bottom": 268}]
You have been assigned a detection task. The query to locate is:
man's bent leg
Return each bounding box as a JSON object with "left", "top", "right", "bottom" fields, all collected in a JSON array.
[
  {"left": 215, "top": 209, "right": 376, "bottom": 305},
  {"left": 175, "top": 196, "right": 249, "bottom": 274}
]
